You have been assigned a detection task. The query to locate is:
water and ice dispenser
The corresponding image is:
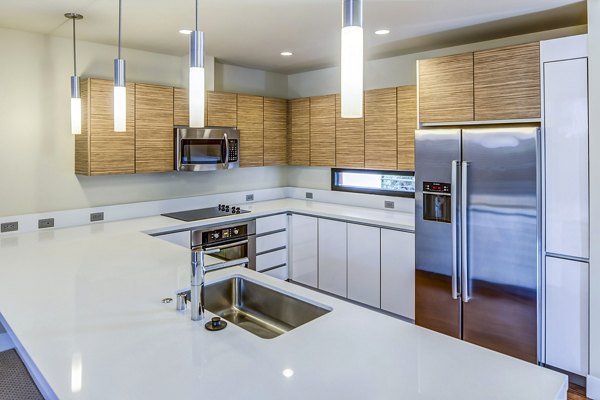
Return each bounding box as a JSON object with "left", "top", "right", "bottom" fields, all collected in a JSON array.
[{"left": 422, "top": 182, "right": 452, "bottom": 223}]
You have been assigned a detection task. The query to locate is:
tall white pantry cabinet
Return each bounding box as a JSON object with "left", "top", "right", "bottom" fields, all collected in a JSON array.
[{"left": 541, "top": 34, "right": 589, "bottom": 377}]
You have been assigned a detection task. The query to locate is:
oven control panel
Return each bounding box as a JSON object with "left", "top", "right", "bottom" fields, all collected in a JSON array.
[{"left": 203, "top": 224, "right": 247, "bottom": 244}]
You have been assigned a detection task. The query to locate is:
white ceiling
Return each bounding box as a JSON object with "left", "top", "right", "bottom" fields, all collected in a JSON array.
[{"left": 0, "top": 0, "right": 586, "bottom": 74}]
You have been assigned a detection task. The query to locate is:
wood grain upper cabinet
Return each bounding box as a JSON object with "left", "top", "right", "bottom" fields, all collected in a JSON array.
[
  {"left": 75, "top": 78, "right": 135, "bottom": 176},
  {"left": 310, "top": 95, "right": 336, "bottom": 167},
  {"left": 264, "top": 97, "right": 288, "bottom": 166},
  {"left": 418, "top": 53, "right": 474, "bottom": 123},
  {"left": 474, "top": 42, "right": 541, "bottom": 120},
  {"left": 289, "top": 98, "right": 310, "bottom": 166},
  {"left": 135, "top": 84, "right": 174, "bottom": 173},
  {"left": 173, "top": 87, "right": 189, "bottom": 126},
  {"left": 207, "top": 91, "right": 237, "bottom": 127},
  {"left": 365, "top": 88, "right": 397, "bottom": 170},
  {"left": 335, "top": 94, "right": 364, "bottom": 168},
  {"left": 397, "top": 86, "right": 417, "bottom": 170},
  {"left": 237, "top": 95, "right": 264, "bottom": 167}
]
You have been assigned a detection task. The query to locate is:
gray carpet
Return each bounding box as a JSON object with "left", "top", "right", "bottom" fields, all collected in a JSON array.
[{"left": 0, "top": 350, "right": 43, "bottom": 400}]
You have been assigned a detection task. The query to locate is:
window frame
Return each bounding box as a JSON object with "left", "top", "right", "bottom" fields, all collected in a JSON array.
[{"left": 330, "top": 168, "right": 415, "bottom": 198}]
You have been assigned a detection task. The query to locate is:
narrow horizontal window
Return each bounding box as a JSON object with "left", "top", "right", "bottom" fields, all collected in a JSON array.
[{"left": 331, "top": 168, "right": 415, "bottom": 198}]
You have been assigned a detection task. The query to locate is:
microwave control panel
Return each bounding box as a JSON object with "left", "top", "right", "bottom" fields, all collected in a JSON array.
[{"left": 228, "top": 140, "right": 238, "bottom": 162}]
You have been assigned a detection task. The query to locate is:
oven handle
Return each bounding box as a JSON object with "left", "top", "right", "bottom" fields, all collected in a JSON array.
[
  {"left": 193, "top": 238, "right": 249, "bottom": 252},
  {"left": 223, "top": 132, "right": 230, "bottom": 165}
]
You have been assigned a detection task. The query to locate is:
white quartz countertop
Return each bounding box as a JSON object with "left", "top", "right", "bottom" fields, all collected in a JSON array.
[{"left": 0, "top": 199, "right": 567, "bottom": 399}]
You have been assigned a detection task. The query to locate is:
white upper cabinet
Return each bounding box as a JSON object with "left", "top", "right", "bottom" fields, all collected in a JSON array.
[
  {"left": 542, "top": 36, "right": 589, "bottom": 259},
  {"left": 347, "top": 223, "right": 381, "bottom": 308},
  {"left": 318, "top": 219, "right": 347, "bottom": 297},
  {"left": 289, "top": 215, "right": 318, "bottom": 287},
  {"left": 381, "top": 229, "right": 415, "bottom": 320}
]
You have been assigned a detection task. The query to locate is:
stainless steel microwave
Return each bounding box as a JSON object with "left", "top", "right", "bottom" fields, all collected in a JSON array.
[{"left": 175, "top": 127, "right": 240, "bottom": 171}]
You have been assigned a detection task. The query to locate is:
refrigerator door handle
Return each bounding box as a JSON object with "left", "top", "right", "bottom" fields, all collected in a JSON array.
[
  {"left": 451, "top": 160, "right": 460, "bottom": 300},
  {"left": 461, "top": 161, "right": 470, "bottom": 303}
]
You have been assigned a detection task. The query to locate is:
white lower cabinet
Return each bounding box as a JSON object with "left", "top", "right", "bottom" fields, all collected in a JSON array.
[
  {"left": 347, "top": 224, "right": 381, "bottom": 308},
  {"left": 545, "top": 256, "right": 589, "bottom": 376},
  {"left": 318, "top": 219, "right": 347, "bottom": 297},
  {"left": 381, "top": 229, "right": 415, "bottom": 320},
  {"left": 263, "top": 265, "right": 288, "bottom": 280},
  {"left": 290, "top": 215, "right": 318, "bottom": 287}
]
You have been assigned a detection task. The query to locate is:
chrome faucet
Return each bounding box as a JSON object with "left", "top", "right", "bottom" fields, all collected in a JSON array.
[{"left": 189, "top": 249, "right": 249, "bottom": 321}]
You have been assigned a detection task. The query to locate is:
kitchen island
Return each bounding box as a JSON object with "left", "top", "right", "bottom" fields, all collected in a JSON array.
[{"left": 0, "top": 203, "right": 566, "bottom": 399}]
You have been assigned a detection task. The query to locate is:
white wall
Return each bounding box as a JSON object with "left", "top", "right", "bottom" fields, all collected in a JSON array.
[
  {"left": 0, "top": 27, "right": 286, "bottom": 217},
  {"left": 286, "top": 25, "right": 587, "bottom": 191},
  {"left": 214, "top": 62, "right": 288, "bottom": 99},
  {"left": 588, "top": 0, "right": 600, "bottom": 395}
]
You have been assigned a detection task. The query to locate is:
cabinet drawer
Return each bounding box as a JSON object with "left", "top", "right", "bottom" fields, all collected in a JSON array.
[
  {"left": 263, "top": 265, "right": 288, "bottom": 280},
  {"left": 256, "top": 214, "right": 287, "bottom": 234},
  {"left": 256, "top": 248, "right": 287, "bottom": 272},
  {"left": 257, "top": 231, "right": 287, "bottom": 254}
]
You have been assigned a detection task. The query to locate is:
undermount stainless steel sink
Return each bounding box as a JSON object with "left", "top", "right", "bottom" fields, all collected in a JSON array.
[{"left": 204, "top": 277, "right": 331, "bottom": 339}]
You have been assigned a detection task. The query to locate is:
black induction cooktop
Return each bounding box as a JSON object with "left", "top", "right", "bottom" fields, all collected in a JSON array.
[{"left": 161, "top": 205, "right": 250, "bottom": 222}]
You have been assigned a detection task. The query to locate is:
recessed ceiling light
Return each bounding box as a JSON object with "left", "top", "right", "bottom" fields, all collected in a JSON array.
[
  {"left": 375, "top": 29, "right": 390, "bottom": 35},
  {"left": 281, "top": 51, "right": 293, "bottom": 56},
  {"left": 179, "top": 29, "right": 192, "bottom": 35},
  {"left": 282, "top": 369, "right": 294, "bottom": 378}
]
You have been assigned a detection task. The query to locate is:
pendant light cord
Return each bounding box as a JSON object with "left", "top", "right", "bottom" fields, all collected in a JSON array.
[
  {"left": 118, "top": 0, "right": 122, "bottom": 59},
  {"left": 72, "top": 17, "right": 77, "bottom": 75},
  {"left": 195, "top": 0, "right": 198, "bottom": 31}
]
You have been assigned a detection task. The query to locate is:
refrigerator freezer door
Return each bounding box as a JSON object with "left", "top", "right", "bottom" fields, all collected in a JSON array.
[
  {"left": 415, "top": 129, "right": 462, "bottom": 338},
  {"left": 461, "top": 127, "right": 539, "bottom": 363}
]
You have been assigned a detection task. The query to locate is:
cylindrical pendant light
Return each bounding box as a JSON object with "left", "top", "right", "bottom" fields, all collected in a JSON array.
[
  {"left": 341, "top": 0, "right": 363, "bottom": 119},
  {"left": 189, "top": 0, "right": 205, "bottom": 128},
  {"left": 65, "top": 13, "right": 83, "bottom": 135},
  {"left": 114, "top": 0, "right": 126, "bottom": 132}
]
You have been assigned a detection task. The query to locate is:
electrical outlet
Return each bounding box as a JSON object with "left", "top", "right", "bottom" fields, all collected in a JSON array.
[
  {"left": 1, "top": 222, "right": 18, "bottom": 233},
  {"left": 384, "top": 201, "right": 395, "bottom": 209},
  {"left": 305, "top": 192, "right": 313, "bottom": 199},
  {"left": 38, "top": 218, "right": 55, "bottom": 229},
  {"left": 90, "top": 212, "right": 104, "bottom": 222},
  {"left": 246, "top": 194, "right": 254, "bottom": 202}
]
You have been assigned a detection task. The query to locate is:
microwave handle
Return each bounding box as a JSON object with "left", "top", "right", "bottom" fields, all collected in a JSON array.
[{"left": 223, "top": 132, "right": 230, "bottom": 165}]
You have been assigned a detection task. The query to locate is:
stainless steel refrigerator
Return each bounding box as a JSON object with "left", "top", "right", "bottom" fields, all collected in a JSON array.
[{"left": 415, "top": 127, "right": 540, "bottom": 363}]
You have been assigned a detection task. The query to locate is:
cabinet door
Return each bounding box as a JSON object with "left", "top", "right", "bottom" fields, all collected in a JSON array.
[
  {"left": 418, "top": 53, "right": 474, "bottom": 123},
  {"left": 264, "top": 97, "right": 287, "bottom": 166},
  {"left": 546, "top": 256, "right": 589, "bottom": 376},
  {"left": 87, "top": 79, "right": 136, "bottom": 175},
  {"left": 290, "top": 215, "right": 318, "bottom": 287},
  {"left": 173, "top": 87, "right": 189, "bottom": 126},
  {"left": 474, "top": 42, "right": 540, "bottom": 120},
  {"left": 207, "top": 91, "right": 237, "bottom": 127},
  {"left": 310, "top": 95, "right": 336, "bottom": 167},
  {"left": 135, "top": 84, "right": 174, "bottom": 173},
  {"left": 335, "top": 94, "right": 364, "bottom": 168},
  {"left": 318, "top": 219, "right": 347, "bottom": 297},
  {"left": 381, "top": 229, "right": 415, "bottom": 319},
  {"left": 347, "top": 224, "right": 380, "bottom": 307},
  {"left": 365, "top": 88, "right": 397, "bottom": 170},
  {"left": 290, "top": 98, "right": 310, "bottom": 166},
  {"left": 397, "top": 86, "right": 417, "bottom": 171},
  {"left": 237, "top": 95, "right": 264, "bottom": 167},
  {"left": 544, "top": 58, "right": 589, "bottom": 259}
]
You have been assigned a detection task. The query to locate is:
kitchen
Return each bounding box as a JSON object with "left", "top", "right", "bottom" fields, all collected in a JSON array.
[{"left": 0, "top": 0, "right": 597, "bottom": 399}]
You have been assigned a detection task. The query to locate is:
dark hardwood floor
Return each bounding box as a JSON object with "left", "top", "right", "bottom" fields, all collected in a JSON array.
[{"left": 568, "top": 383, "right": 587, "bottom": 400}]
